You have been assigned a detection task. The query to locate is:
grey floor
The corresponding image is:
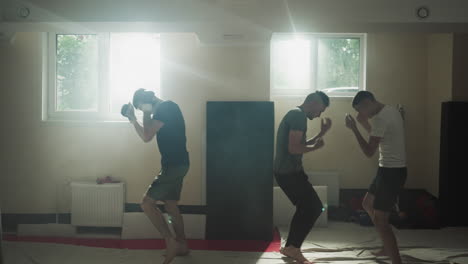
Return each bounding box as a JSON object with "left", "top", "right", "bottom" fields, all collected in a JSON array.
[{"left": 3, "top": 221, "right": 468, "bottom": 264}]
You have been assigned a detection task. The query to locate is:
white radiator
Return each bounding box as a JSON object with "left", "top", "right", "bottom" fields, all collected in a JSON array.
[
  {"left": 71, "top": 182, "right": 125, "bottom": 227},
  {"left": 306, "top": 171, "right": 340, "bottom": 207}
]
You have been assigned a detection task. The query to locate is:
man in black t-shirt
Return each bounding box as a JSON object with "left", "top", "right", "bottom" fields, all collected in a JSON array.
[
  {"left": 122, "top": 88, "right": 189, "bottom": 264},
  {"left": 274, "top": 91, "right": 331, "bottom": 264}
]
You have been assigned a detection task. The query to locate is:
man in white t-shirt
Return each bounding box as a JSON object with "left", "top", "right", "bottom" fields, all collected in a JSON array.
[{"left": 345, "top": 91, "right": 406, "bottom": 264}]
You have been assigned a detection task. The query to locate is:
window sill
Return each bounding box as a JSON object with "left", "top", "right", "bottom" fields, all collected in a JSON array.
[
  {"left": 40, "top": 119, "right": 133, "bottom": 128},
  {"left": 270, "top": 94, "right": 355, "bottom": 101}
]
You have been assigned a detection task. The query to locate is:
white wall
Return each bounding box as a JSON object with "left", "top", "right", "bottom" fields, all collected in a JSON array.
[
  {"left": 0, "top": 32, "right": 270, "bottom": 213},
  {"left": 2, "top": 0, "right": 468, "bottom": 47},
  {"left": 159, "top": 33, "right": 270, "bottom": 205},
  {"left": 0, "top": 0, "right": 459, "bottom": 213},
  {"left": 0, "top": 31, "right": 453, "bottom": 214},
  {"left": 3, "top": 0, "right": 468, "bottom": 23},
  {"left": 274, "top": 33, "right": 430, "bottom": 190},
  {"left": 425, "top": 34, "right": 453, "bottom": 196}
]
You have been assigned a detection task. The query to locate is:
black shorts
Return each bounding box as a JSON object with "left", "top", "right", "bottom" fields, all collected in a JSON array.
[
  {"left": 275, "top": 170, "right": 323, "bottom": 210},
  {"left": 369, "top": 167, "right": 407, "bottom": 211}
]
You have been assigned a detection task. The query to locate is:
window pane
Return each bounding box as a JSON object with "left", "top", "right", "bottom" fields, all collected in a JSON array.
[
  {"left": 317, "top": 38, "right": 360, "bottom": 95},
  {"left": 109, "top": 33, "right": 160, "bottom": 114},
  {"left": 56, "top": 34, "right": 98, "bottom": 111},
  {"left": 271, "top": 39, "right": 312, "bottom": 91}
]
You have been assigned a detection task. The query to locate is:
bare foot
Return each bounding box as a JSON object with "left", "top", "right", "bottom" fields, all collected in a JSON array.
[
  {"left": 280, "top": 246, "right": 313, "bottom": 264},
  {"left": 177, "top": 241, "right": 190, "bottom": 256},
  {"left": 163, "top": 238, "right": 178, "bottom": 264},
  {"left": 163, "top": 240, "right": 190, "bottom": 257},
  {"left": 371, "top": 248, "right": 387, "bottom": 257}
]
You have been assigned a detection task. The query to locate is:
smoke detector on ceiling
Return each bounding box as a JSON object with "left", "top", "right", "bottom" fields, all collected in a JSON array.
[
  {"left": 416, "top": 6, "right": 430, "bottom": 20},
  {"left": 17, "top": 6, "right": 31, "bottom": 19}
]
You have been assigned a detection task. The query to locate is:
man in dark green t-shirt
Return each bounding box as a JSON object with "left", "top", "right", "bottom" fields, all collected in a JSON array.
[
  {"left": 274, "top": 91, "right": 332, "bottom": 264},
  {"left": 122, "top": 88, "right": 189, "bottom": 264}
]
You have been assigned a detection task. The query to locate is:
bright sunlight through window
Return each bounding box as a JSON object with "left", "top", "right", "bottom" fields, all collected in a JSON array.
[
  {"left": 110, "top": 33, "right": 160, "bottom": 114},
  {"left": 47, "top": 32, "right": 160, "bottom": 121},
  {"left": 271, "top": 33, "right": 365, "bottom": 98},
  {"left": 272, "top": 39, "right": 311, "bottom": 91}
]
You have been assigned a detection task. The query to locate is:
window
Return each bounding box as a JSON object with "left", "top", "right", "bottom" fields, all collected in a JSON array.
[
  {"left": 270, "top": 33, "right": 366, "bottom": 98},
  {"left": 46, "top": 32, "right": 160, "bottom": 121}
]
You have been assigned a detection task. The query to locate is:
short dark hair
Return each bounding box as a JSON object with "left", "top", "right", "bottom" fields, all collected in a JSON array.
[
  {"left": 132, "top": 88, "right": 154, "bottom": 107},
  {"left": 352, "top": 91, "right": 375, "bottom": 107},
  {"left": 305, "top": 91, "right": 330, "bottom": 107}
]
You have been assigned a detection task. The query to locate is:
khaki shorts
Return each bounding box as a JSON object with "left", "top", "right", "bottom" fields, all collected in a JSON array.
[{"left": 145, "top": 165, "right": 189, "bottom": 201}]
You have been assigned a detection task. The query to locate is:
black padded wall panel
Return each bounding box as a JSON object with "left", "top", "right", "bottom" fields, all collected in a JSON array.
[
  {"left": 206, "top": 101, "right": 274, "bottom": 240},
  {"left": 439, "top": 101, "right": 468, "bottom": 227}
]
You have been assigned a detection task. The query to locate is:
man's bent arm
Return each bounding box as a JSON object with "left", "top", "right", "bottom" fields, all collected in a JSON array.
[
  {"left": 131, "top": 112, "right": 164, "bottom": 143},
  {"left": 351, "top": 127, "right": 380, "bottom": 157},
  {"left": 289, "top": 130, "right": 323, "bottom": 154}
]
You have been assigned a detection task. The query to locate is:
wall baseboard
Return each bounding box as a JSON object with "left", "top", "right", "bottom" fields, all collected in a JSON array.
[
  {"left": 1, "top": 204, "right": 207, "bottom": 232},
  {"left": 125, "top": 203, "right": 207, "bottom": 214},
  {"left": 1, "top": 189, "right": 428, "bottom": 232}
]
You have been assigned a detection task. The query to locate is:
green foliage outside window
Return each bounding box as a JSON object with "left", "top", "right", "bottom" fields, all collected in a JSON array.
[
  {"left": 56, "top": 35, "right": 98, "bottom": 111},
  {"left": 318, "top": 38, "right": 360, "bottom": 91}
]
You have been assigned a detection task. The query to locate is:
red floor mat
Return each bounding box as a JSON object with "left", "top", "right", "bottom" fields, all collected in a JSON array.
[{"left": 3, "top": 228, "right": 281, "bottom": 252}]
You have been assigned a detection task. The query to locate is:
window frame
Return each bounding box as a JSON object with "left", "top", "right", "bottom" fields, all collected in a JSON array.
[
  {"left": 44, "top": 32, "right": 160, "bottom": 122},
  {"left": 270, "top": 33, "right": 367, "bottom": 99}
]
